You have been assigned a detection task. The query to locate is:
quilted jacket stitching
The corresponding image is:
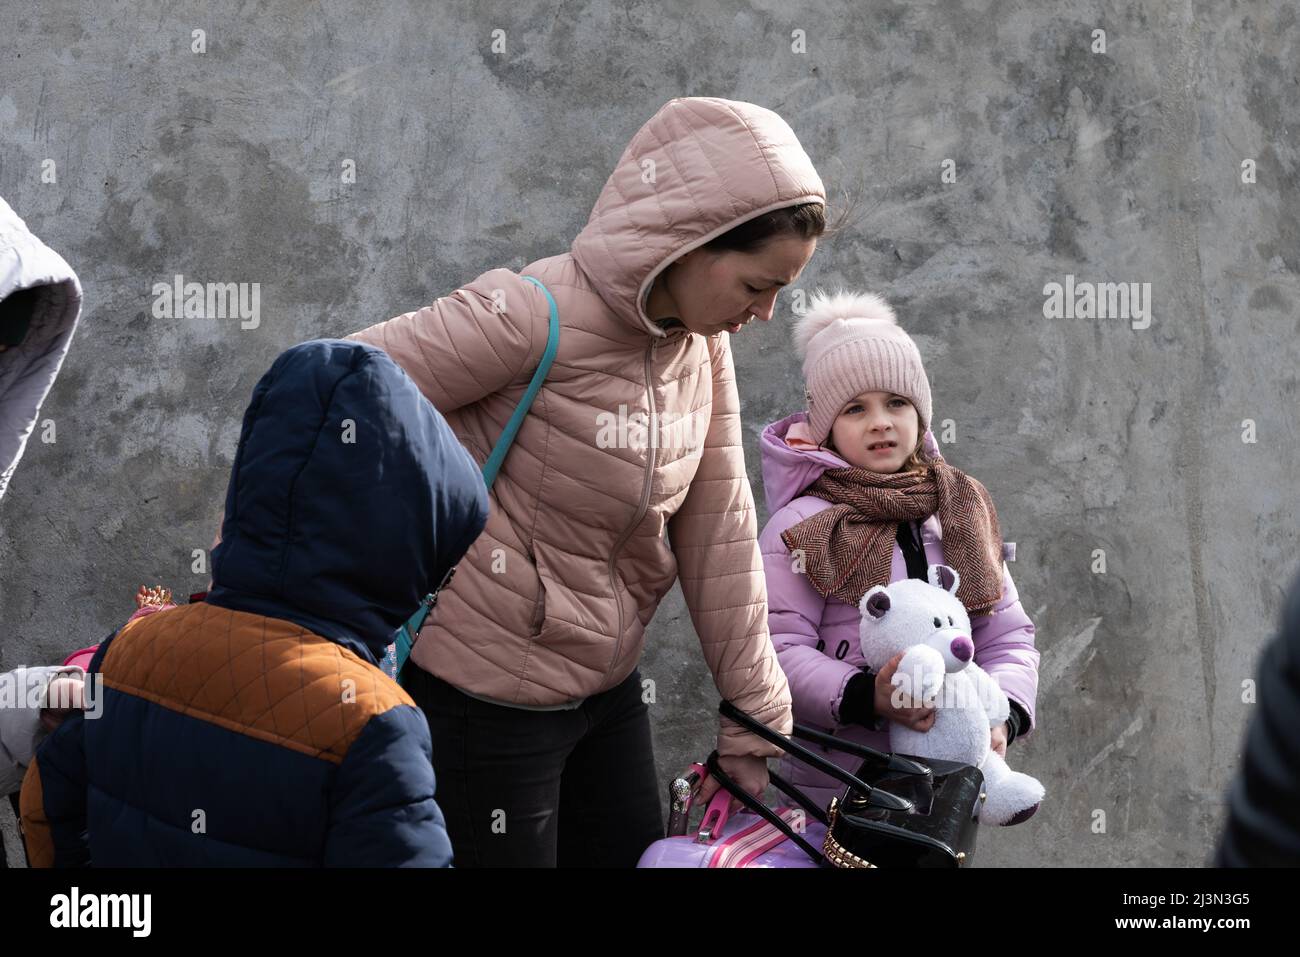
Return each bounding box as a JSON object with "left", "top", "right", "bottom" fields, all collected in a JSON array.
[
  {"left": 713, "top": 99, "right": 784, "bottom": 198},
  {"left": 675, "top": 102, "right": 748, "bottom": 221}
]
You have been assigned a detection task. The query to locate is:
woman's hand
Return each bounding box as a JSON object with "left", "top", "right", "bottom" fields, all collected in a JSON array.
[
  {"left": 990, "top": 722, "right": 1009, "bottom": 758},
  {"left": 695, "top": 754, "right": 770, "bottom": 813},
  {"left": 874, "top": 651, "right": 936, "bottom": 731}
]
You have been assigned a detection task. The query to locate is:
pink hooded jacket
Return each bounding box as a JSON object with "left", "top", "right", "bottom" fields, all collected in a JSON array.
[
  {"left": 759, "top": 412, "right": 1040, "bottom": 808},
  {"left": 336, "top": 98, "right": 827, "bottom": 759}
]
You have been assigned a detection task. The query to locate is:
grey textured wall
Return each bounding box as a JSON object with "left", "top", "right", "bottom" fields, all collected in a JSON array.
[{"left": 1, "top": 1, "right": 1297, "bottom": 867}]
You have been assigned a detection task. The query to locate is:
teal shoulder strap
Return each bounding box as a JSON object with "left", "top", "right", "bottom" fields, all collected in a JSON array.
[
  {"left": 389, "top": 275, "right": 560, "bottom": 680},
  {"left": 480, "top": 275, "right": 561, "bottom": 487}
]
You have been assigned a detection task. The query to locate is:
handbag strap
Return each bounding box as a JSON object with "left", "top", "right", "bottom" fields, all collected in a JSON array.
[
  {"left": 394, "top": 275, "right": 560, "bottom": 679},
  {"left": 705, "top": 752, "right": 828, "bottom": 867},
  {"left": 767, "top": 768, "right": 830, "bottom": 827},
  {"left": 393, "top": 564, "right": 457, "bottom": 676},
  {"left": 481, "top": 275, "right": 560, "bottom": 488},
  {"left": 791, "top": 720, "right": 933, "bottom": 777},
  {"left": 717, "top": 701, "right": 914, "bottom": 812}
]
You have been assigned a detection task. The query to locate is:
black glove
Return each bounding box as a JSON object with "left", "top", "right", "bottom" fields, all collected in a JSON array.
[
  {"left": 838, "top": 670, "right": 886, "bottom": 731},
  {"left": 1004, "top": 698, "right": 1029, "bottom": 746}
]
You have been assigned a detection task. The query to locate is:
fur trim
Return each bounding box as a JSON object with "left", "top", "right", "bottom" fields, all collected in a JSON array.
[{"left": 791, "top": 288, "right": 897, "bottom": 359}]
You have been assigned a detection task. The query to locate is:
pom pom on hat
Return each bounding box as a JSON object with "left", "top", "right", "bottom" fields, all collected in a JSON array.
[{"left": 792, "top": 288, "right": 897, "bottom": 360}]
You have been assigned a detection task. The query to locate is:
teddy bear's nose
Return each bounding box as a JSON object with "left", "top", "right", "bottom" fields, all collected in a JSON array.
[{"left": 950, "top": 636, "right": 973, "bottom": 662}]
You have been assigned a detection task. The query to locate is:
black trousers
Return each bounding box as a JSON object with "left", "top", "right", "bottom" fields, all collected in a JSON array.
[{"left": 402, "top": 662, "right": 665, "bottom": 867}]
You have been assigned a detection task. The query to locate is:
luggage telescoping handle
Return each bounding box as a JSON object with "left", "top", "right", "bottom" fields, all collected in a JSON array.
[
  {"left": 666, "top": 762, "right": 708, "bottom": 837},
  {"left": 718, "top": 700, "right": 915, "bottom": 813},
  {"left": 669, "top": 761, "right": 808, "bottom": 839},
  {"left": 696, "top": 785, "right": 736, "bottom": 843},
  {"left": 678, "top": 759, "right": 833, "bottom": 832},
  {"left": 704, "top": 751, "right": 828, "bottom": 867},
  {"left": 664, "top": 761, "right": 736, "bottom": 843}
]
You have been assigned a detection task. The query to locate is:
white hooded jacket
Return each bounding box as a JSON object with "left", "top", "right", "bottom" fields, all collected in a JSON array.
[{"left": 0, "top": 194, "right": 83, "bottom": 504}]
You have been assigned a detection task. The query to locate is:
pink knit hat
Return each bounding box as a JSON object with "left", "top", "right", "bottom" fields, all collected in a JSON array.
[{"left": 792, "top": 288, "right": 932, "bottom": 447}]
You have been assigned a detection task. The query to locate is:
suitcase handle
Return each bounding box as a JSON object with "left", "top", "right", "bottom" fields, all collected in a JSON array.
[
  {"left": 695, "top": 788, "right": 734, "bottom": 844},
  {"left": 671, "top": 761, "right": 833, "bottom": 846},
  {"left": 666, "top": 762, "right": 708, "bottom": 836},
  {"left": 671, "top": 763, "right": 781, "bottom": 845},
  {"left": 705, "top": 752, "right": 827, "bottom": 867}
]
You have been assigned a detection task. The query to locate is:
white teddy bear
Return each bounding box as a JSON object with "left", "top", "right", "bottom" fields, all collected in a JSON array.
[{"left": 858, "top": 564, "right": 1044, "bottom": 826}]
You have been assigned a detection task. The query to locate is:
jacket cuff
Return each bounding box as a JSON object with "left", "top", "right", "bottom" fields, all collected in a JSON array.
[
  {"left": 717, "top": 707, "right": 793, "bottom": 761},
  {"left": 837, "top": 671, "right": 885, "bottom": 731},
  {"left": 1004, "top": 698, "right": 1030, "bottom": 745}
]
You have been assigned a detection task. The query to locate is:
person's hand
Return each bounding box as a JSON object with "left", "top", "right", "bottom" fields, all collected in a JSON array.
[
  {"left": 40, "top": 675, "right": 86, "bottom": 732},
  {"left": 696, "top": 753, "right": 770, "bottom": 814},
  {"left": 874, "top": 651, "right": 936, "bottom": 731},
  {"left": 990, "top": 722, "right": 1009, "bottom": 758}
]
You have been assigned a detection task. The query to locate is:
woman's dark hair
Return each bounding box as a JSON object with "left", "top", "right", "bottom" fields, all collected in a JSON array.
[
  {"left": 704, "top": 203, "right": 827, "bottom": 254},
  {"left": 703, "top": 183, "right": 863, "bottom": 255}
]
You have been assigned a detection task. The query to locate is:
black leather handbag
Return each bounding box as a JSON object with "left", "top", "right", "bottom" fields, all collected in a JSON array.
[{"left": 711, "top": 700, "right": 986, "bottom": 868}]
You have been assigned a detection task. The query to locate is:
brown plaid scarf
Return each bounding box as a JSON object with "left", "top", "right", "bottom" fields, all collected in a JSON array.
[{"left": 780, "top": 462, "right": 1005, "bottom": 613}]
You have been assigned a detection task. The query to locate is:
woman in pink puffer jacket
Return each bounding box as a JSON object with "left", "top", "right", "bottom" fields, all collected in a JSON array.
[
  {"left": 759, "top": 289, "right": 1041, "bottom": 813},
  {"left": 211, "top": 97, "right": 830, "bottom": 868}
]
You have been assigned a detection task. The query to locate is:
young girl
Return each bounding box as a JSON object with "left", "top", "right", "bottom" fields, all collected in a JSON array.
[{"left": 758, "top": 289, "right": 1041, "bottom": 816}]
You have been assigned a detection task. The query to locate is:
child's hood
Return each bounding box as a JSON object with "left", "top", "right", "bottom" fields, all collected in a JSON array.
[
  {"left": 760, "top": 411, "right": 853, "bottom": 516},
  {"left": 759, "top": 411, "right": 945, "bottom": 517},
  {"left": 207, "top": 339, "right": 489, "bottom": 664}
]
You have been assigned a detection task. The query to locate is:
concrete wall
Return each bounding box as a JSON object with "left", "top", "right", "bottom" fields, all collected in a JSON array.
[{"left": 1, "top": 0, "right": 1297, "bottom": 866}]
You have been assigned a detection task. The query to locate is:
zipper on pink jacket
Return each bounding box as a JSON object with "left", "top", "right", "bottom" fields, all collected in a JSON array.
[{"left": 605, "top": 336, "right": 658, "bottom": 677}]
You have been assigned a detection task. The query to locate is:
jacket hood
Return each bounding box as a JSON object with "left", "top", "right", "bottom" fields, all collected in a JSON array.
[
  {"left": 760, "top": 411, "right": 853, "bottom": 516},
  {"left": 208, "top": 339, "right": 489, "bottom": 663},
  {"left": 570, "top": 97, "right": 825, "bottom": 339},
  {"left": 0, "top": 194, "right": 83, "bottom": 503},
  {"left": 760, "top": 411, "right": 945, "bottom": 516}
]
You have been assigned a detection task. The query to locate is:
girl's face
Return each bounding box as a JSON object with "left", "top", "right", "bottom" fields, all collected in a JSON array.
[
  {"left": 828, "top": 391, "right": 921, "bottom": 473},
  {"left": 647, "top": 234, "right": 817, "bottom": 337}
]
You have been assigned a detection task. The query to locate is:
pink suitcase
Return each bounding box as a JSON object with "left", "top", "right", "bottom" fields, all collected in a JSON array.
[{"left": 637, "top": 762, "right": 826, "bottom": 868}]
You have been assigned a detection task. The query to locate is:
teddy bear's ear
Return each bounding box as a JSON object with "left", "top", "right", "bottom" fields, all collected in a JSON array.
[
  {"left": 860, "top": 586, "right": 891, "bottom": 619},
  {"left": 928, "top": 564, "right": 961, "bottom": 594}
]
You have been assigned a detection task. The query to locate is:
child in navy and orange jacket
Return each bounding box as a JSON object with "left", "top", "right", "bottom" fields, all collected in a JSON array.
[
  {"left": 758, "top": 290, "right": 1041, "bottom": 814},
  {"left": 21, "top": 339, "right": 489, "bottom": 866}
]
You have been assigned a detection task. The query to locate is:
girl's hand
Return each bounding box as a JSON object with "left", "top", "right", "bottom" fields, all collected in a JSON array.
[
  {"left": 874, "top": 651, "right": 936, "bottom": 731},
  {"left": 990, "top": 722, "right": 1009, "bottom": 758},
  {"left": 695, "top": 754, "right": 770, "bottom": 813}
]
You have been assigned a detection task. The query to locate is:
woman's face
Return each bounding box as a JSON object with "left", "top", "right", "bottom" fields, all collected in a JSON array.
[
  {"left": 648, "top": 234, "right": 817, "bottom": 337},
  {"left": 829, "top": 391, "right": 921, "bottom": 473}
]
